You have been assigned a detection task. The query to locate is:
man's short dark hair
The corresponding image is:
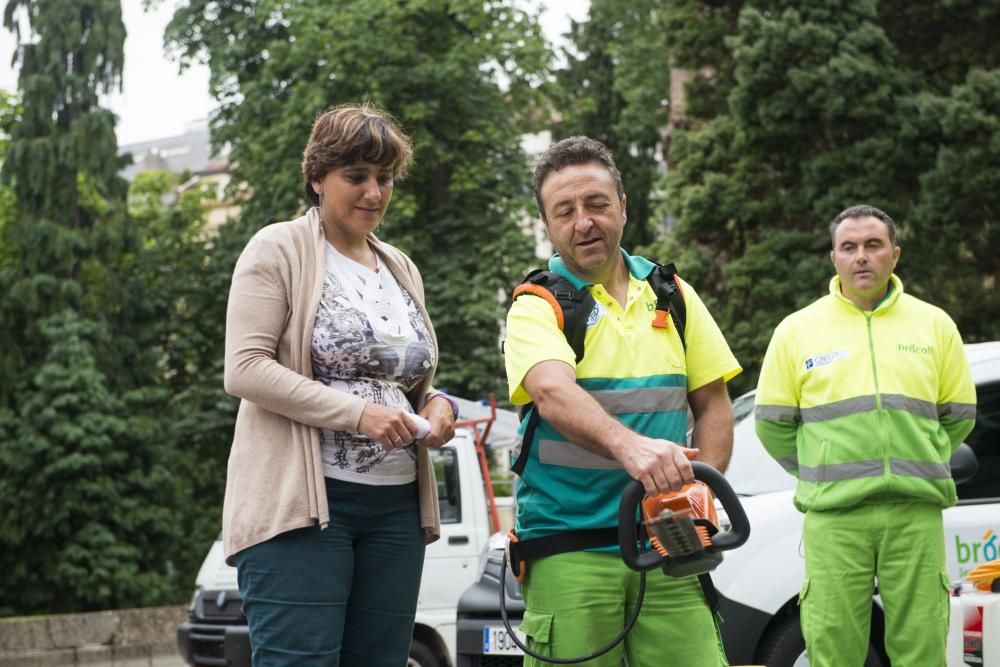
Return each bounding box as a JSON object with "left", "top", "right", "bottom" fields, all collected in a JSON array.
[
  {"left": 829, "top": 205, "right": 897, "bottom": 247},
  {"left": 532, "top": 136, "right": 624, "bottom": 219}
]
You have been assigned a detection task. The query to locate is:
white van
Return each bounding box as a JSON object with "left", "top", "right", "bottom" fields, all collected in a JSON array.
[{"left": 178, "top": 427, "right": 495, "bottom": 667}]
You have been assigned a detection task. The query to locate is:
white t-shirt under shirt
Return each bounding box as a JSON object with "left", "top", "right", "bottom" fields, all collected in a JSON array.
[{"left": 311, "top": 242, "right": 435, "bottom": 485}]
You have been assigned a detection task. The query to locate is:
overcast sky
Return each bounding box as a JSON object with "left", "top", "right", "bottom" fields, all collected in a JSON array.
[{"left": 0, "top": 1, "right": 588, "bottom": 146}]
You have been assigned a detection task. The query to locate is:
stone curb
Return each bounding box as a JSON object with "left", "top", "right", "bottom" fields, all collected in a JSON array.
[{"left": 0, "top": 606, "right": 187, "bottom": 666}]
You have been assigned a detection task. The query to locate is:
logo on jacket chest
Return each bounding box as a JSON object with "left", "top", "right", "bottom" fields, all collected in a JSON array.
[
  {"left": 898, "top": 343, "right": 935, "bottom": 355},
  {"left": 804, "top": 349, "right": 849, "bottom": 371}
]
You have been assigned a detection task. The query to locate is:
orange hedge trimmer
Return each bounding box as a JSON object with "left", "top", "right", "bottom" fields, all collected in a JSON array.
[
  {"left": 500, "top": 461, "right": 751, "bottom": 664},
  {"left": 619, "top": 462, "right": 749, "bottom": 576}
]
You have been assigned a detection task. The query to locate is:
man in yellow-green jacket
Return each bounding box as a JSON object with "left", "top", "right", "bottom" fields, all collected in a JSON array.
[{"left": 755, "top": 204, "right": 977, "bottom": 667}]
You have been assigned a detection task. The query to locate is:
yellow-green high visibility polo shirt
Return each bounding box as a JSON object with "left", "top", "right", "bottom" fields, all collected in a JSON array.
[{"left": 504, "top": 250, "right": 741, "bottom": 541}]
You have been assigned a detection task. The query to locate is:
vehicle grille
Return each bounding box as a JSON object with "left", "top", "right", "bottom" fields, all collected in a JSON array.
[{"left": 186, "top": 623, "right": 228, "bottom": 666}]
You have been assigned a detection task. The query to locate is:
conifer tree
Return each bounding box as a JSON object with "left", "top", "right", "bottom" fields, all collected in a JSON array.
[
  {"left": 647, "top": 0, "right": 1000, "bottom": 388},
  {"left": 647, "top": 1, "right": 909, "bottom": 391},
  {"left": 905, "top": 69, "right": 1000, "bottom": 338},
  {"left": 0, "top": 90, "right": 16, "bottom": 240},
  {"left": 0, "top": 0, "right": 181, "bottom": 614}
]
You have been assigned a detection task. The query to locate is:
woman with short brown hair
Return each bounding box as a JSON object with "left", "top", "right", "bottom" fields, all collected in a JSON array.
[{"left": 223, "top": 102, "right": 457, "bottom": 666}]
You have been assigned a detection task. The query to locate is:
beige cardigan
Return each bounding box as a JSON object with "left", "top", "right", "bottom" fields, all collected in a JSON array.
[{"left": 222, "top": 208, "right": 441, "bottom": 563}]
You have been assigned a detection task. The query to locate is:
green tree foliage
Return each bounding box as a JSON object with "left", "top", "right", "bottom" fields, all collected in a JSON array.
[
  {"left": 0, "top": 90, "right": 17, "bottom": 240},
  {"left": 0, "top": 312, "right": 178, "bottom": 612},
  {"left": 164, "top": 0, "right": 547, "bottom": 397},
  {"left": 2, "top": 0, "right": 994, "bottom": 615},
  {"left": 906, "top": 69, "right": 1000, "bottom": 338},
  {"left": 0, "top": 89, "right": 16, "bottom": 153},
  {"left": 878, "top": 1, "right": 1000, "bottom": 93},
  {"left": 554, "top": 0, "right": 671, "bottom": 249},
  {"left": 648, "top": 1, "right": 907, "bottom": 391},
  {"left": 645, "top": 0, "right": 999, "bottom": 390},
  {"left": 660, "top": 1, "right": 744, "bottom": 121},
  {"left": 0, "top": 0, "right": 184, "bottom": 614},
  {"left": 126, "top": 172, "right": 239, "bottom": 580}
]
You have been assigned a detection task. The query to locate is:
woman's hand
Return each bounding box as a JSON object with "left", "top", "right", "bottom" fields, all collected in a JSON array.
[
  {"left": 418, "top": 395, "right": 456, "bottom": 448},
  {"left": 358, "top": 403, "right": 418, "bottom": 451}
]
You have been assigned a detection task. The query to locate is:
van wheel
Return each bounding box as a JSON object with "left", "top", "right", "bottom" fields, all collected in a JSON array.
[
  {"left": 755, "top": 615, "right": 884, "bottom": 667},
  {"left": 755, "top": 615, "right": 809, "bottom": 667},
  {"left": 408, "top": 639, "right": 441, "bottom": 667}
]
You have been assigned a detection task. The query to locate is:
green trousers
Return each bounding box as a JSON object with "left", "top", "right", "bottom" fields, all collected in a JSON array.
[
  {"left": 519, "top": 551, "right": 729, "bottom": 667},
  {"left": 801, "top": 502, "right": 951, "bottom": 667}
]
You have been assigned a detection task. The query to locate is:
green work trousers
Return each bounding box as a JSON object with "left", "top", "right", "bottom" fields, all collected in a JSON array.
[
  {"left": 519, "top": 551, "right": 729, "bottom": 667},
  {"left": 801, "top": 501, "right": 951, "bottom": 667}
]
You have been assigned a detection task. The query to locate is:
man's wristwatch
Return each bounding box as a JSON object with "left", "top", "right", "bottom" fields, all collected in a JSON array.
[{"left": 428, "top": 392, "right": 460, "bottom": 420}]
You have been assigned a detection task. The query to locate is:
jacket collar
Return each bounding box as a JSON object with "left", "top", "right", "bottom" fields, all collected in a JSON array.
[{"left": 829, "top": 273, "right": 903, "bottom": 313}]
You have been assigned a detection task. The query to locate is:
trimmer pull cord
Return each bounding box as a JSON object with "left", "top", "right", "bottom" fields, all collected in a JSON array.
[{"left": 499, "top": 547, "right": 646, "bottom": 664}]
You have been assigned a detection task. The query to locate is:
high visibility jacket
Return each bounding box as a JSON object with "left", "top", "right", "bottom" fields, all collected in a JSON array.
[{"left": 755, "top": 275, "right": 976, "bottom": 513}]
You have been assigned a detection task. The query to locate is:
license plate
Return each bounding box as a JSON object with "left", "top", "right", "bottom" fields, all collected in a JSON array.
[{"left": 483, "top": 624, "right": 525, "bottom": 655}]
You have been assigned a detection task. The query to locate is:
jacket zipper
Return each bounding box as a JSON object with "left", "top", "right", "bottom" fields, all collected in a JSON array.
[{"left": 864, "top": 310, "right": 891, "bottom": 487}]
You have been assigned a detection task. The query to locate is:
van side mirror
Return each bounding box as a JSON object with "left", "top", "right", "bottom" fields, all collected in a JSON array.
[{"left": 950, "top": 443, "right": 978, "bottom": 485}]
